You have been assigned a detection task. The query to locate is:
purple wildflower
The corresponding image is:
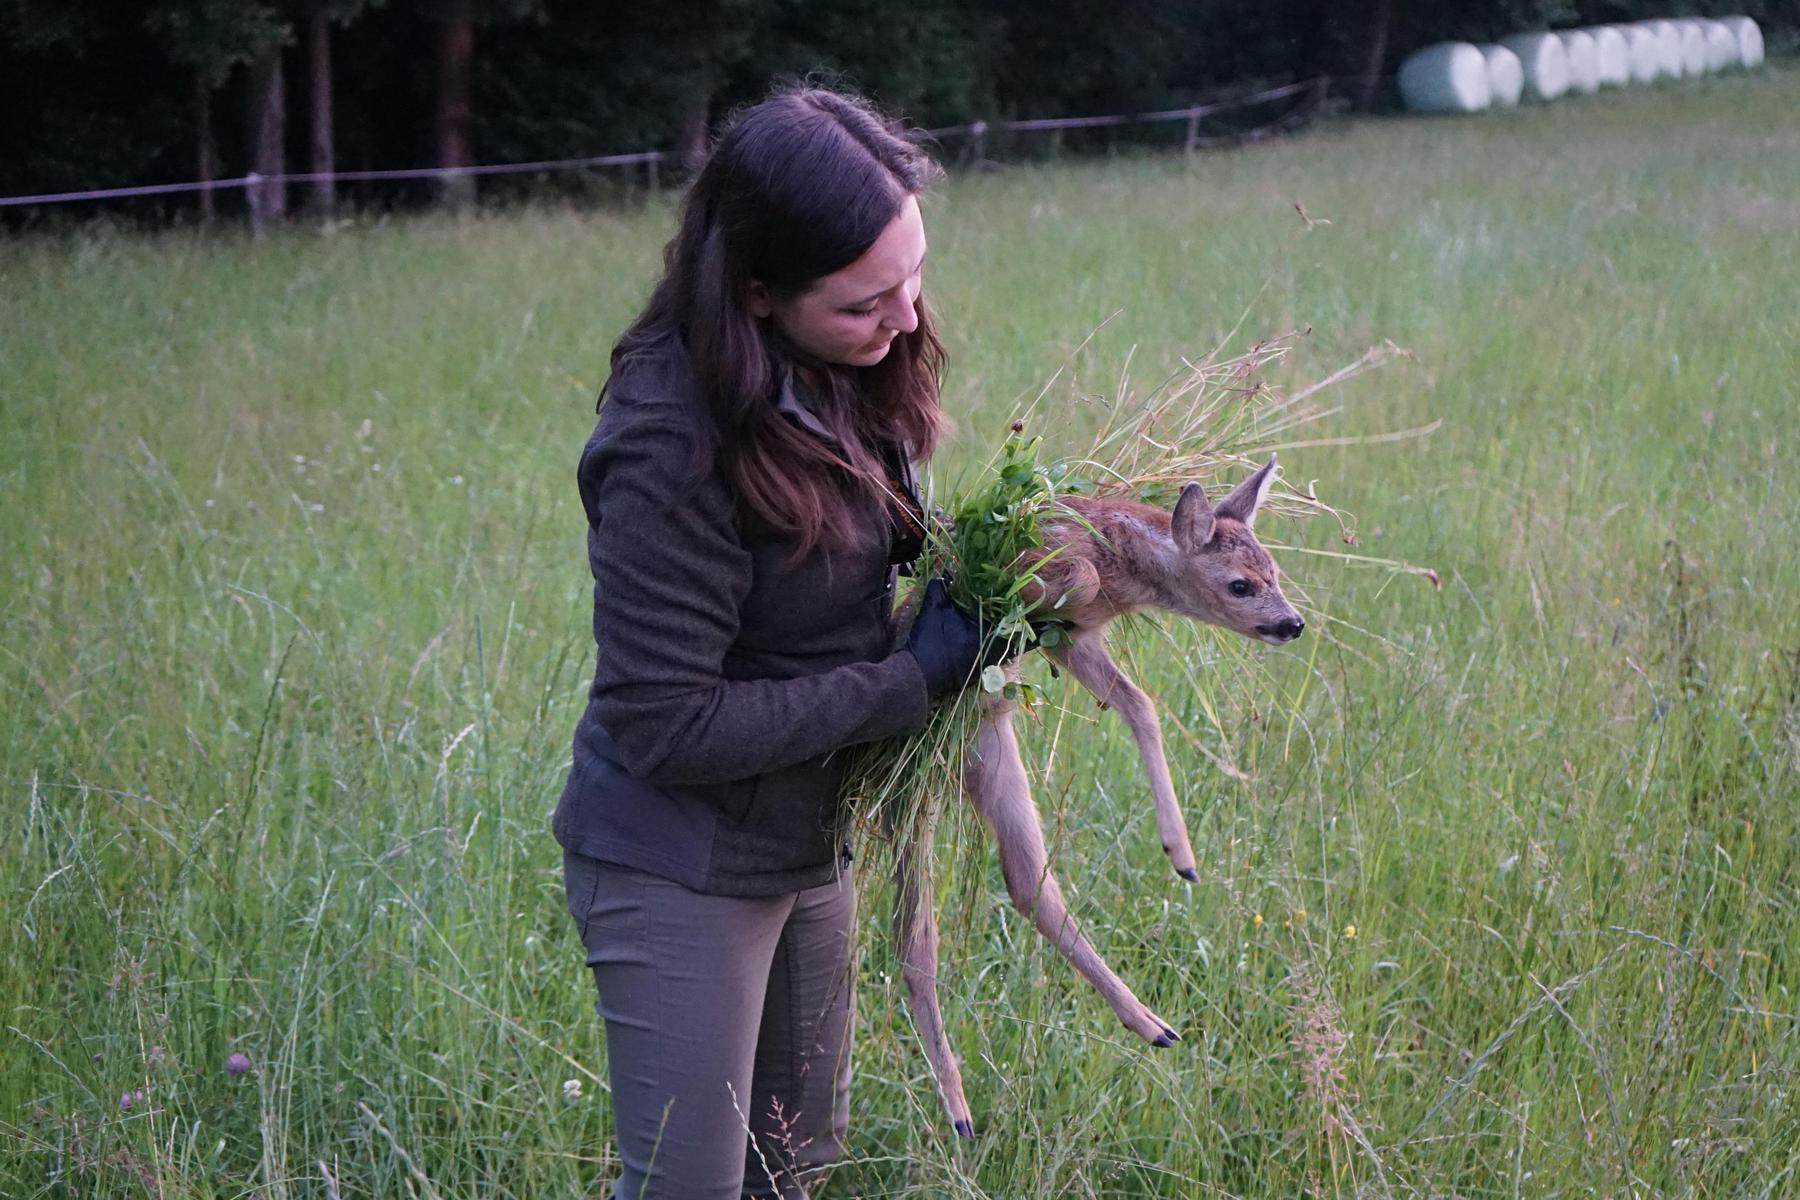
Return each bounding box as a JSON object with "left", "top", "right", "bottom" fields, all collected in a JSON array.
[
  {"left": 225, "top": 1052, "right": 252, "bottom": 1077},
  {"left": 119, "top": 1089, "right": 146, "bottom": 1110}
]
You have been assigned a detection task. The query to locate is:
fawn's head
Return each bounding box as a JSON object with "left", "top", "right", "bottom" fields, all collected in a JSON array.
[{"left": 1167, "top": 455, "right": 1304, "bottom": 645}]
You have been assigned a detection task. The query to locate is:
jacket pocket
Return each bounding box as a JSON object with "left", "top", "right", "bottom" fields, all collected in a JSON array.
[
  {"left": 736, "top": 754, "right": 842, "bottom": 837},
  {"left": 708, "top": 774, "right": 759, "bottom": 825}
]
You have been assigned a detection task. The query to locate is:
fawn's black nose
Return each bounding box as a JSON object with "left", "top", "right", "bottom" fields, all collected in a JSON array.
[{"left": 1259, "top": 618, "right": 1305, "bottom": 641}]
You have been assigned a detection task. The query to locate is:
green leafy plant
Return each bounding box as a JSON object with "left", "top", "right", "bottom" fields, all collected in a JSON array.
[{"left": 931, "top": 425, "right": 1075, "bottom": 675}]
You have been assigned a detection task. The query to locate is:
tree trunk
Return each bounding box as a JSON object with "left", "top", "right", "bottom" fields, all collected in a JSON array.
[
  {"left": 1292, "top": 0, "right": 1340, "bottom": 85},
  {"left": 1355, "top": 0, "right": 1395, "bottom": 110},
  {"left": 676, "top": 95, "right": 711, "bottom": 173},
  {"left": 308, "top": 1, "right": 334, "bottom": 219},
  {"left": 193, "top": 70, "right": 217, "bottom": 224},
  {"left": 434, "top": 0, "right": 476, "bottom": 209},
  {"left": 247, "top": 42, "right": 287, "bottom": 234}
]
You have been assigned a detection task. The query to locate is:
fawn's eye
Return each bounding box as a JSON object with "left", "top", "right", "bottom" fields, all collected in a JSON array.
[{"left": 1229, "top": 579, "right": 1253, "bottom": 597}]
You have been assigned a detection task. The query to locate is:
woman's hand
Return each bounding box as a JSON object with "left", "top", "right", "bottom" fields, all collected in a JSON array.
[{"left": 901, "top": 578, "right": 1031, "bottom": 698}]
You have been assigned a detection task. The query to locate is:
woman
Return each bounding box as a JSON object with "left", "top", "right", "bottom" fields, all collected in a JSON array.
[{"left": 554, "top": 85, "right": 999, "bottom": 1199}]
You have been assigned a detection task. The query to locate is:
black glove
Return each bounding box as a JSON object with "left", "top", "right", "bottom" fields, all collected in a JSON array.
[{"left": 901, "top": 578, "right": 988, "bottom": 698}]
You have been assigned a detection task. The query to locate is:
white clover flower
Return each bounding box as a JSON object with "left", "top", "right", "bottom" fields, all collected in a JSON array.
[{"left": 561, "top": 1078, "right": 582, "bottom": 1105}]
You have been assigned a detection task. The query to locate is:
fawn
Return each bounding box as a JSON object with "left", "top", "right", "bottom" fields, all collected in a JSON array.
[{"left": 892, "top": 453, "right": 1303, "bottom": 1137}]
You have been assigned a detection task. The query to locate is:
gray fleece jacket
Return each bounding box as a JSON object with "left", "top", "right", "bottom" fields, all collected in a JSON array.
[{"left": 552, "top": 335, "right": 931, "bottom": 896}]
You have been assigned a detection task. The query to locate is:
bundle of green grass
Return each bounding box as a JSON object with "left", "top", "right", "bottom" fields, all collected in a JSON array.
[{"left": 836, "top": 331, "right": 1422, "bottom": 898}]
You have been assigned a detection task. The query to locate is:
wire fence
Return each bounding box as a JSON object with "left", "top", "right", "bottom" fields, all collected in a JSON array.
[{"left": 0, "top": 76, "right": 1342, "bottom": 223}]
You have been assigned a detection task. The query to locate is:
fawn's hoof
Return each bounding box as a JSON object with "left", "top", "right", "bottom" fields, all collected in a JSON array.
[
  {"left": 953, "top": 1119, "right": 975, "bottom": 1138},
  {"left": 1176, "top": 866, "right": 1199, "bottom": 882}
]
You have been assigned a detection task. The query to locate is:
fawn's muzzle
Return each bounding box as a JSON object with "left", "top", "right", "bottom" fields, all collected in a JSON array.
[{"left": 1258, "top": 618, "right": 1305, "bottom": 642}]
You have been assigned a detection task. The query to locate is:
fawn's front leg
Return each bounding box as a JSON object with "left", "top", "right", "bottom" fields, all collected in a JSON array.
[
  {"left": 1047, "top": 627, "right": 1199, "bottom": 881},
  {"left": 963, "top": 688, "right": 1179, "bottom": 1048},
  {"left": 892, "top": 811, "right": 975, "bottom": 1138}
]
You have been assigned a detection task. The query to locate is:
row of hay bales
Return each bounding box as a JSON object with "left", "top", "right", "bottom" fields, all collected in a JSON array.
[{"left": 1399, "top": 16, "right": 1765, "bottom": 113}]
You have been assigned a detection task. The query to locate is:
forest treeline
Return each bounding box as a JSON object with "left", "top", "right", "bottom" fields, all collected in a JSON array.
[{"left": 2, "top": 0, "right": 1794, "bottom": 222}]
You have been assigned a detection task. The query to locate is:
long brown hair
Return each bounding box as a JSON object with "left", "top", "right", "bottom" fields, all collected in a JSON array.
[{"left": 608, "top": 84, "right": 948, "bottom": 560}]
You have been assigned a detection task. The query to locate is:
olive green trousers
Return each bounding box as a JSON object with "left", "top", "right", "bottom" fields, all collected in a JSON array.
[{"left": 563, "top": 849, "right": 857, "bottom": 1199}]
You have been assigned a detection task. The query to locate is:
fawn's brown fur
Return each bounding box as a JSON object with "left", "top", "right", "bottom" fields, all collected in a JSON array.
[{"left": 893, "top": 454, "right": 1303, "bottom": 1136}]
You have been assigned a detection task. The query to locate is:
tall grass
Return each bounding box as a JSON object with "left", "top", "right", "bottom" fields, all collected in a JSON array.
[{"left": 3, "top": 65, "right": 1798, "bottom": 1196}]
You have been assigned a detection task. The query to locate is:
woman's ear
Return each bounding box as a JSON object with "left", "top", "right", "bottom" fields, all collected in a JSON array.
[{"left": 747, "top": 280, "right": 773, "bottom": 319}]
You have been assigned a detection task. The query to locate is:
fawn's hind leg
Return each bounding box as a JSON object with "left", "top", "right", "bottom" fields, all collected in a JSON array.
[
  {"left": 1047, "top": 627, "right": 1200, "bottom": 881},
  {"left": 963, "top": 690, "right": 1179, "bottom": 1047},
  {"left": 892, "top": 815, "right": 975, "bottom": 1137}
]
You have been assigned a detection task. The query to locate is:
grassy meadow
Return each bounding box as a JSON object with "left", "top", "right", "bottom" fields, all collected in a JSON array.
[{"left": 3, "top": 63, "right": 1798, "bottom": 1197}]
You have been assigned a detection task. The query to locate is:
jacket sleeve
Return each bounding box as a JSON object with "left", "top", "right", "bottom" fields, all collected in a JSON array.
[{"left": 583, "top": 405, "right": 930, "bottom": 787}]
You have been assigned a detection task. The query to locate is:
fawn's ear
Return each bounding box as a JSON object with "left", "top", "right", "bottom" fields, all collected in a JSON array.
[
  {"left": 1213, "top": 453, "right": 1278, "bottom": 528},
  {"left": 1172, "top": 482, "right": 1216, "bottom": 553}
]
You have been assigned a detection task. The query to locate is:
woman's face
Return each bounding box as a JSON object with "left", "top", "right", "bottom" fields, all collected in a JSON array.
[{"left": 752, "top": 193, "right": 928, "bottom": 368}]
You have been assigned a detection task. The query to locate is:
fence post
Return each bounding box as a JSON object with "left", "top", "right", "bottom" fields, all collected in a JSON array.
[
  {"left": 1184, "top": 108, "right": 1201, "bottom": 154},
  {"left": 245, "top": 171, "right": 265, "bottom": 238},
  {"left": 646, "top": 153, "right": 660, "bottom": 195},
  {"left": 965, "top": 119, "right": 988, "bottom": 169}
]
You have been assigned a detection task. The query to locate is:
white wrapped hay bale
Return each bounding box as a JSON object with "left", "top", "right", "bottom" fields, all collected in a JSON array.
[
  {"left": 1500, "top": 33, "right": 1572, "bottom": 101},
  {"left": 1722, "top": 16, "right": 1765, "bottom": 67},
  {"left": 1641, "top": 20, "right": 1685, "bottom": 78},
  {"left": 1677, "top": 20, "right": 1711, "bottom": 75},
  {"left": 1702, "top": 20, "right": 1739, "bottom": 70},
  {"left": 1480, "top": 44, "right": 1525, "bottom": 107},
  {"left": 1398, "top": 42, "right": 1493, "bottom": 113},
  {"left": 1619, "top": 25, "right": 1661, "bottom": 83},
  {"left": 1589, "top": 26, "right": 1630, "bottom": 86},
  {"left": 1558, "top": 30, "right": 1602, "bottom": 94}
]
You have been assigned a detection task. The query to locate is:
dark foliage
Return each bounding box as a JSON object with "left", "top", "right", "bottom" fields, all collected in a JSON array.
[{"left": 0, "top": 0, "right": 1793, "bottom": 223}]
